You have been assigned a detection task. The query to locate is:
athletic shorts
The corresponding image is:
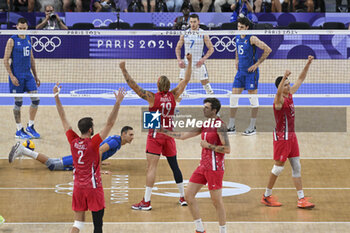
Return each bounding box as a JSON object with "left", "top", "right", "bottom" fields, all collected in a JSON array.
[
  {"left": 232, "top": 69, "right": 259, "bottom": 90},
  {"left": 9, "top": 73, "right": 37, "bottom": 93},
  {"left": 146, "top": 135, "right": 176, "bottom": 157},
  {"left": 179, "top": 65, "right": 208, "bottom": 81},
  {"left": 189, "top": 166, "right": 224, "bottom": 190},
  {"left": 273, "top": 136, "right": 300, "bottom": 162},
  {"left": 72, "top": 186, "right": 105, "bottom": 212}
]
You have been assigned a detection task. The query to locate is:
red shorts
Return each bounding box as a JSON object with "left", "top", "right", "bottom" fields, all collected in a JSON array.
[
  {"left": 146, "top": 135, "right": 176, "bottom": 157},
  {"left": 273, "top": 136, "right": 300, "bottom": 162},
  {"left": 189, "top": 166, "right": 224, "bottom": 190},
  {"left": 72, "top": 186, "right": 105, "bottom": 212}
]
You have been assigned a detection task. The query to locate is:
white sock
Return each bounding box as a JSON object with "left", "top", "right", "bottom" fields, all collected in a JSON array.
[
  {"left": 264, "top": 188, "right": 272, "bottom": 197},
  {"left": 16, "top": 123, "right": 23, "bottom": 131},
  {"left": 22, "top": 147, "right": 39, "bottom": 159},
  {"left": 194, "top": 219, "right": 205, "bottom": 232},
  {"left": 203, "top": 83, "right": 213, "bottom": 94},
  {"left": 177, "top": 183, "right": 185, "bottom": 197},
  {"left": 228, "top": 118, "right": 235, "bottom": 128},
  {"left": 219, "top": 225, "right": 226, "bottom": 233},
  {"left": 249, "top": 118, "right": 256, "bottom": 128},
  {"left": 297, "top": 190, "right": 304, "bottom": 199},
  {"left": 144, "top": 186, "right": 152, "bottom": 202},
  {"left": 28, "top": 120, "right": 34, "bottom": 127}
]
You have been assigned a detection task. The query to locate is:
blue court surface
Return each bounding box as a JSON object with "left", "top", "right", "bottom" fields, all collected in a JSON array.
[{"left": 0, "top": 83, "right": 349, "bottom": 106}]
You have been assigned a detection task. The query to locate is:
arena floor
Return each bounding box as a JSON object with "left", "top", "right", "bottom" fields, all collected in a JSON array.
[{"left": 0, "top": 104, "right": 349, "bottom": 233}]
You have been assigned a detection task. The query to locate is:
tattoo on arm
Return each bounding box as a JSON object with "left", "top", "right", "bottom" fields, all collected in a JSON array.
[{"left": 124, "top": 71, "right": 147, "bottom": 99}]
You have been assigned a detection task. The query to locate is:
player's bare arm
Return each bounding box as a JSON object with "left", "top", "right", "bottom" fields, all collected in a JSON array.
[
  {"left": 3, "top": 38, "right": 19, "bottom": 86},
  {"left": 99, "top": 142, "right": 110, "bottom": 166},
  {"left": 290, "top": 55, "right": 314, "bottom": 94},
  {"left": 175, "top": 35, "right": 185, "bottom": 68},
  {"left": 274, "top": 70, "right": 291, "bottom": 110},
  {"left": 201, "top": 123, "right": 230, "bottom": 154},
  {"left": 119, "top": 61, "right": 155, "bottom": 104},
  {"left": 99, "top": 87, "right": 126, "bottom": 140},
  {"left": 197, "top": 35, "right": 214, "bottom": 68},
  {"left": 172, "top": 53, "right": 192, "bottom": 99},
  {"left": 30, "top": 50, "right": 40, "bottom": 87},
  {"left": 53, "top": 83, "right": 72, "bottom": 132},
  {"left": 159, "top": 127, "right": 201, "bottom": 140},
  {"left": 248, "top": 36, "right": 272, "bottom": 72}
]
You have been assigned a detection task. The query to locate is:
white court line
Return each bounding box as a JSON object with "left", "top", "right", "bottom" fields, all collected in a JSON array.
[
  {"left": 1, "top": 157, "right": 350, "bottom": 160},
  {"left": 1, "top": 187, "right": 350, "bottom": 190},
  {"left": 3, "top": 221, "right": 350, "bottom": 225}
]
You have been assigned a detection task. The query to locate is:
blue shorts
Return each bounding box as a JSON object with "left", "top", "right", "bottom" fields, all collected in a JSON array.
[
  {"left": 232, "top": 69, "right": 259, "bottom": 90},
  {"left": 9, "top": 73, "right": 37, "bottom": 93}
]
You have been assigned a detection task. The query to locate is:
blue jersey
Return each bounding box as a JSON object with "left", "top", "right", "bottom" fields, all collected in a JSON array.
[
  {"left": 100, "top": 135, "right": 121, "bottom": 161},
  {"left": 62, "top": 135, "right": 122, "bottom": 167},
  {"left": 236, "top": 35, "right": 258, "bottom": 71},
  {"left": 10, "top": 35, "right": 32, "bottom": 76}
]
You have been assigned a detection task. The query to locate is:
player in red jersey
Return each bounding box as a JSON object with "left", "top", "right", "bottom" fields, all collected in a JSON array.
[
  {"left": 119, "top": 53, "right": 193, "bottom": 210},
  {"left": 53, "top": 83, "right": 126, "bottom": 233},
  {"left": 261, "top": 55, "right": 315, "bottom": 209},
  {"left": 159, "top": 98, "right": 230, "bottom": 233}
]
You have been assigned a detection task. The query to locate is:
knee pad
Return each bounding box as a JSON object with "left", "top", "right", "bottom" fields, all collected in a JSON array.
[
  {"left": 249, "top": 96, "right": 259, "bottom": 108},
  {"left": 289, "top": 157, "right": 301, "bottom": 177},
  {"left": 45, "top": 158, "right": 64, "bottom": 171},
  {"left": 271, "top": 165, "right": 284, "bottom": 176},
  {"left": 30, "top": 97, "right": 40, "bottom": 108},
  {"left": 73, "top": 220, "right": 84, "bottom": 231},
  {"left": 230, "top": 95, "right": 239, "bottom": 108},
  {"left": 14, "top": 97, "right": 23, "bottom": 111}
]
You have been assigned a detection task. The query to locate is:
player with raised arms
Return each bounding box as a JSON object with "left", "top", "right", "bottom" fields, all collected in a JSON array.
[
  {"left": 120, "top": 54, "right": 193, "bottom": 210},
  {"left": 261, "top": 56, "right": 315, "bottom": 209},
  {"left": 9, "top": 126, "right": 134, "bottom": 172}
]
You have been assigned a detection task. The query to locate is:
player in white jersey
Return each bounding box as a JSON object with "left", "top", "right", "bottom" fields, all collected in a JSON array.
[{"left": 176, "top": 14, "right": 214, "bottom": 97}]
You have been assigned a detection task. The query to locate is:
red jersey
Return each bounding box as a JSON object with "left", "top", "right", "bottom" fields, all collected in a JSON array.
[
  {"left": 66, "top": 129, "right": 103, "bottom": 189},
  {"left": 148, "top": 91, "right": 176, "bottom": 139},
  {"left": 273, "top": 93, "right": 296, "bottom": 141},
  {"left": 200, "top": 118, "right": 225, "bottom": 171}
]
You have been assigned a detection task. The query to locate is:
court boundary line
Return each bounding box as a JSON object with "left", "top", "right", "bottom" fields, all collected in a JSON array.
[
  {"left": 3, "top": 221, "right": 350, "bottom": 224},
  {"left": 1, "top": 157, "right": 350, "bottom": 160},
  {"left": 1, "top": 187, "right": 350, "bottom": 190}
]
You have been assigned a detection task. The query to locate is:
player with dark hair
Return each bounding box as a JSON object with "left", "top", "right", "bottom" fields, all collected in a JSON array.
[
  {"left": 4, "top": 17, "right": 41, "bottom": 139},
  {"left": 10, "top": 83, "right": 125, "bottom": 233},
  {"left": 9, "top": 126, "right": 134, "bottom": 172},
  {"left": 261, "top": 56, "right": 315, "bottom": 209},
  {"left": 120, "top": 54, "right": 193, "bottom": 210},
  {"left": 176, "top": 14, "right": 214, "bottom": 97},
  {"left": 227, "top": 16, "right": 272, "bottom": 136},
  {"left": 159, "top": 97, "right": 230, "bottom": 233}
]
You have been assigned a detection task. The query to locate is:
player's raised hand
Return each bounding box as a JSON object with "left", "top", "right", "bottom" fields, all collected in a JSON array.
[
  {"left": 308, "top": 55, "right": 314, "bottom": 63},
  {"left": 186, "top": 53, "right": 192, "bottom": 62},
  {"left": 178, "top": 59, "right": 185, "bottom": 68},
  {"left": 10, "top": 75, "right": 19, "bottom": 86},
  {"left": 119, "top": 61, "right": 126, "bottom": 70},
  {"left": 115, "top": 87, "right": 126, "bottom": 103},
  {"left": 53, "top": 82, "right": 61, "bottom": 96},
  {"left": 284, "top": 70, "right": 291, "bottom": 78}
]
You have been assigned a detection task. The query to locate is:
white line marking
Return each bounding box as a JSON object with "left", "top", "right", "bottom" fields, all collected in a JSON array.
[
  {"left": 1, "top": 157, "right": 350, "bottom": 160},
  {"left": 1, "top": 187, "right": 350, "bottom": 190},
  {"left": 3, "top": 222, "right": 350, "bottom": 225}
]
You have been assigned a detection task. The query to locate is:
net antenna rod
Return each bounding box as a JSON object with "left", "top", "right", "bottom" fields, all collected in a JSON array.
[{"left": 116, "top": 6, "right": 120, "bottom": 29}]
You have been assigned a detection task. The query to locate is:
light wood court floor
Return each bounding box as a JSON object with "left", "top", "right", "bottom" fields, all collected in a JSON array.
[{"left": 0, "top": 106, "right": 350, "bottom": 233}]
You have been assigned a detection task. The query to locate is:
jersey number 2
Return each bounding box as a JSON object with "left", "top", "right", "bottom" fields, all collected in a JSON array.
[{"left": 78, "top": 150, "right": 84, "bottom": 164}]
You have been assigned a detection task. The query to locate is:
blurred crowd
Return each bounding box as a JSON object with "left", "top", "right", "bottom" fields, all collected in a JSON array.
[{"left": 3, "top": 0, "right": 348, "bottom": 13}]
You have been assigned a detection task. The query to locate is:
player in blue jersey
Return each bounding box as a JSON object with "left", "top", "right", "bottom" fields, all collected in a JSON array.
[
  {"left": 8, "top": 126, "right": 134, "bottom": 171},
  {"left": 3, "top": 18, "right": 41, "bottom": 139},
  {"left": 227, "top": 17, "right": 272, "bottom": 136}
]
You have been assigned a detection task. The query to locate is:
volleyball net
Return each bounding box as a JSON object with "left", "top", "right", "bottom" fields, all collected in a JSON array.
[{"left": 0, "top": 29, "right": 349, "bottom": 104}]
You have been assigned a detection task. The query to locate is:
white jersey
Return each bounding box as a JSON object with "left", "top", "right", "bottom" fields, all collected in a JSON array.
[{"left": 184, "top": 28, "right": 205, "bottom": 66}]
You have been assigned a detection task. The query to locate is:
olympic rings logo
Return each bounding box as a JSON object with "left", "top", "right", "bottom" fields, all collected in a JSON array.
[
  {"left": 31, "top": 36, "right": 61, "bottom": 53},
  {"left": 210, "top": 36, "right": 236, "bottom": 52},
  {"left": 92, "top": 18, "right": 124, "bottom": 27}
]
